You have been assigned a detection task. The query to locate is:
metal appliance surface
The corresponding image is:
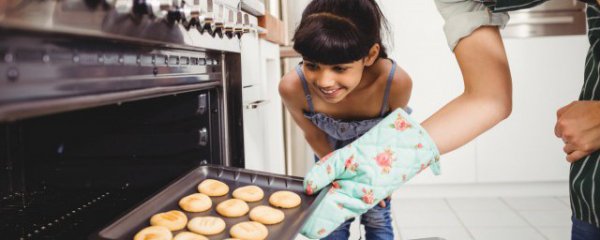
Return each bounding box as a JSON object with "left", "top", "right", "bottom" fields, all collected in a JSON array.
[
  {"left": 502, "top": 0, "right": 586, "bottom": 38},
  {"left": 0, "top": 0, "right": 266, "bottom": 239},
  {"left": 93, "top": 164, "right": 328, "bottom": 240}
]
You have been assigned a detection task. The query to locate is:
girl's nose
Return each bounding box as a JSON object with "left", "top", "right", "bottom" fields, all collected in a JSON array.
[
  {"left": 315, "top": 72, "right": 336, "bottom": 88},
  {"left": 315, "top": 78, "right": 336, "bottom": 88}
]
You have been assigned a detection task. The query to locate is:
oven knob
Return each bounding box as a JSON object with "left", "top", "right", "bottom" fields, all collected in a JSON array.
[
  {"left": 224, "top": 9, "right": 235, "bottom": 39},
  {"left": 114, "top": 0, "right": 133, "bottom": 14},
  {"left": 211, "top": 3, "right": 224, "bottom": 38},
  {"left": 198, "top": 0, "right": 215, "bottom": 35},
  {"left": 132, "top": 0, "right": 153, "bottom": 15},
  {"left": 234, "top": 11, "right": 244, "bottom": 38},
  {"left": 242, "top": 13, "right": 251, "bottom": 33},
  {"left": 184, "top": 2, "right": 201, "bottom": 29},
  {"left": 199, "top": 13, "right": 215, "bottom": 35},
  {"left": 150, "top": 0, "right": 172, "bottom": 19},
  {"left": 166, "top": 0, "right": 191, "bottom": 23}
]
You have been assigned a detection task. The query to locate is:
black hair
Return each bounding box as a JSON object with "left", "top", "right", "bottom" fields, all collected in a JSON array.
[{"left": 292, "top": 0, "right": 391, "bottom": 65}]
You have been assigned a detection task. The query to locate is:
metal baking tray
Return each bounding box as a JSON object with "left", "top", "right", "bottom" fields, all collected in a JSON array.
[{"left": 90, "top": 164, "right": 329, "bottom": 240}]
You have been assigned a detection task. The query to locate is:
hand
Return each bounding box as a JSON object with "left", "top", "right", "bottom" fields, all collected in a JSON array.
[
  {"left": 378, "top": 196, "right": 392, "bottom": 208},
  {"left": 555, "top": 101, "right": 600, "bottom": 162},
  {"left": 300, "top": 108, "right": 440, "bottom": 239}
]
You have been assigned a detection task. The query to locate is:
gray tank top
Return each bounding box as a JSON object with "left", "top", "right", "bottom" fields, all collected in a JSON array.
[{"left": 295, "top": 59, "right": 397, "bottom": 151}]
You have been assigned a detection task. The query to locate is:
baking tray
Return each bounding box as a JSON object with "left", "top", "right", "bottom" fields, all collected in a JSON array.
[{"left": 90, "top": 164, "right": 329, "bottom": 240}]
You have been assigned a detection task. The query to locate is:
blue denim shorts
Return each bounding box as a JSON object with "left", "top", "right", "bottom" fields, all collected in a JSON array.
[{"left": 321, "top": 198, "right": 394, "bottom": 240}]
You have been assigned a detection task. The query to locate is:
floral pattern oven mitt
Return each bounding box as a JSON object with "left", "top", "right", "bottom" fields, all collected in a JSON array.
[{"left": 300, "top": 108, "right": 441, "bottom": 239}]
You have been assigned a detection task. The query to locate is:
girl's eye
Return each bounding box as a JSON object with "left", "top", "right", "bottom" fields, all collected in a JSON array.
[
  {"left": 333, "top": 67, "right": 347, "bottom": 73},
  {"left": 305, "top": 63, "right": 318, "bottom": 71}
]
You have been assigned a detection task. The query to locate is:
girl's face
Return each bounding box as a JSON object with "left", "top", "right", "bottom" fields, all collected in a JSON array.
[{"left": 302, "top": 59, "right": 367, "bottom": 103}]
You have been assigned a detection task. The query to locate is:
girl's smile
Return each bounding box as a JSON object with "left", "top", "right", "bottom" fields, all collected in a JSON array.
[{"left": 318, "top": 86, "right": 344, "bottom": 99}]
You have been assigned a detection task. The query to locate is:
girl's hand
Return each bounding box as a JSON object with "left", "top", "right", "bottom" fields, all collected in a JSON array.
[{"left": 378, "top": 196, "right": 392, "bottom": 208}]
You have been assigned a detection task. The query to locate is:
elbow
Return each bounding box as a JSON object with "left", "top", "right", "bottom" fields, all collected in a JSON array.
[
  {"left": 466, "top": 88, "right": 512, "bottom": 123},
  {"left": 500, "top": 96, "right": 512, "bottom": 120},
  {"left": 488, "top": 93, "right": 512, "bottom": 123},
  {"left": 495, "top": 87, "right": 512, "bottom": 120},
  {"left": 488, "top": 91, "right": 512, "bottom": 121}
]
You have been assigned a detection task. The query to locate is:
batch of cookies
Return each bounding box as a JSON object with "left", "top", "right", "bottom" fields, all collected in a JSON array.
[{"left": 134, "top": 179, "right": 302, "bottom": 240}]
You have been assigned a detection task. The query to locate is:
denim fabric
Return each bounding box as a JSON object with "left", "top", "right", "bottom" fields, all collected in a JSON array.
[
  {"left": 572, "top": 216, "right": 600, "bottom": 240},
  {"left": 321, "top": 198, "right": 394, "bottom": 240}
]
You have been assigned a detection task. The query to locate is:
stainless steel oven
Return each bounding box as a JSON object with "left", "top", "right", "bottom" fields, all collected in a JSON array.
[
  {"left": 0, "top": 0, "right": 249, "bottom": 238},
  {"left": 0, "top": 1, "right": 327, "bottom": 239}
]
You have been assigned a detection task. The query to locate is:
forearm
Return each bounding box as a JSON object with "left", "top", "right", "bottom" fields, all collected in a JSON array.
[
  {"left": 422, "top": 26, "right": 512, "bottom": 154},
  {"left": 422, "top": 91, "right": 510, "bottom": 154}
]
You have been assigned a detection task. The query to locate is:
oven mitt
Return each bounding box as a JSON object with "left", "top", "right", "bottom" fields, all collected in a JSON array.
[{"left": 300, "top": 108, "right": 441, "bottom": 239}]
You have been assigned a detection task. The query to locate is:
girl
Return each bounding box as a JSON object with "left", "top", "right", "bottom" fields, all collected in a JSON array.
[{"left": 279, "top": 0, "right": 410, "bottom": 239}]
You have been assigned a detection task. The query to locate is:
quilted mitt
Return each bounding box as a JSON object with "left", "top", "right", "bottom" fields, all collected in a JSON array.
[{"left": 300, "top": 108, "right": 441, "bottom": 239}]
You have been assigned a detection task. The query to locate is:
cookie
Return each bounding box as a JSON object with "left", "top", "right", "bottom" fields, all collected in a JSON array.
[
  {"left": 197, "top": 179, "right": 229, "bottom": 197},
  {"left": 133, "top": 226, "right": 173, "bottom": 240},
  {"left": 173, "top": 231, "right": 209, "bottom": 240},
  {"left": 179, "top": 193, "right": 212, "bottom": 212},
  {"left": 187, "top": 216, "right": 226, "bottom": 236},
  {"left": 150, "top": 210, "right": 188, "bottom": 231},
  {"left": 229, "top": 221, "right": 269, "bottom": 240},
  {"left": 232, "top": 185, "right": 264, "bottom": 202},
  {"left": 269, "top": 190, "right": 301, "bottom": 208},
  {"left": 249, "top": 205, "right": 285, "bottom": 225},
  {"left": 216, "top": 198, "right": 249, "bottom": 217}
]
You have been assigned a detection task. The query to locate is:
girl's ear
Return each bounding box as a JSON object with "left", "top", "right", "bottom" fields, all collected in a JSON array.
[{"left": 363, "top": 44, "right": 380, "bottom": 67}]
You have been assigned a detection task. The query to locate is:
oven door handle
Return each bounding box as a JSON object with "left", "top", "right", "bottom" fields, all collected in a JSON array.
[{"left": 245, "top": 99, "right": 269, "bottom": 109}]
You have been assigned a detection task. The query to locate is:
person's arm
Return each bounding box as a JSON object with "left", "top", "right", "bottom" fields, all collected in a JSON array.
[
  {"left": 279, "top": 70, "right": 334, "bottom": 158},
  {"left": 429, "top": 0, "right": 512, "bottom": 154},
  {"left": 422, "top": 26, "right": 512, "bottom": 154}
]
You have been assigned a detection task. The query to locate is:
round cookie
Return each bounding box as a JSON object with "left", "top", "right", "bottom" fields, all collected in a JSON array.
[
  {"left": 229, "top": 221, "right": 269, "bottom": 240},
  {"left": 150, "top": 210, "right": 188, "bottom": 231},
  {"left": 173, "top": 231, "right": 209, "bottom": 240},
  {"left": 197, "top": 179, "right": 229, "bottom": 197},
  {"left": 179, "top": 193, "right": 212, "bottom": 212},
  {"left": 133, "top": 226, "right": 173, "bottom": 240},
  {"left": 216, "top": 199, "right": 250, "bottom": 217},
  {"left": 187, "top": 216, "right": 226, "bottom": 235},
  {"left": 232, "top": 185, "right": 264, "bottom": 202},
  {"left": 249, "top": 205, "right": 285, "bottom": 225},
  {"left": 269, "top": 190, "right": 301, "bottom": 209}
]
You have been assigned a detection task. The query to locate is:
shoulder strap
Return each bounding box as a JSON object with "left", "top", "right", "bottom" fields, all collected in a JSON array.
[
  {"left": 295, "top": 64, "right": 315, "bottom": 113},
  {"left": 380, "top": 59, "right": 396, "bottom": 116}
]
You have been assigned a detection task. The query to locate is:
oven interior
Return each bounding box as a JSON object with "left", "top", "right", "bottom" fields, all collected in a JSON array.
[{"left": 1, "top": 89, "right": 227, "bottom": 239}]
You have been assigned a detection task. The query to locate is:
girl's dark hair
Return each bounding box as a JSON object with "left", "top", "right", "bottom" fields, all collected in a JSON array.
[{"left": 293, "top": 0, "right": 390, "bottom": 65}]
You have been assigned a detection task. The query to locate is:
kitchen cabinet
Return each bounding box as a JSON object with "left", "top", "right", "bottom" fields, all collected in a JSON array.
[{"left": 241, "top": 25, "right": 285, "bottom": 174}]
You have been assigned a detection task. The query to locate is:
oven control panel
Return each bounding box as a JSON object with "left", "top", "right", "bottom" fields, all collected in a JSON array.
[{"left": 0, "top": 0, "right": 257, "bottom": 52}]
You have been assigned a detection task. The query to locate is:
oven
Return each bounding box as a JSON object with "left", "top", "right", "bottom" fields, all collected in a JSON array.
[
  {"left": 0, "top": 0, "right": 249, "bottom": 238},
  {"left": 0, "top": 1, "right": 326, "bottom": 239}
]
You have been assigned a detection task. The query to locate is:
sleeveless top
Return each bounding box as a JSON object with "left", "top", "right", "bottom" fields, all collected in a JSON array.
[{"left": 295, "top": 59, "right": 402, "bottom": 151}]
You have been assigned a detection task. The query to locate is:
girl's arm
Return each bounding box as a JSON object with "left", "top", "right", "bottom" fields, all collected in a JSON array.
[
  {"left": 279, "top": 71, "right": 334, "bottom": 158},
  {"left": 422, "top": 26, "right": 512, "bottom": 154}
]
